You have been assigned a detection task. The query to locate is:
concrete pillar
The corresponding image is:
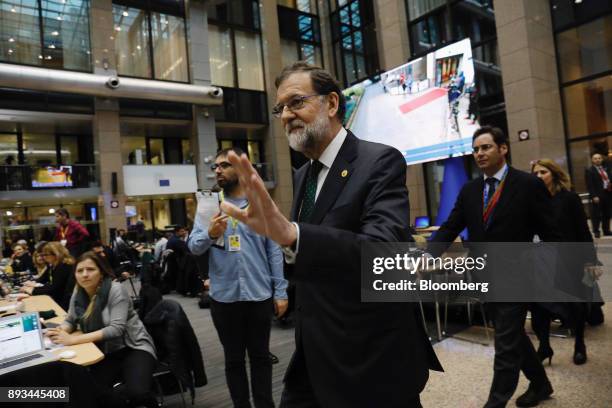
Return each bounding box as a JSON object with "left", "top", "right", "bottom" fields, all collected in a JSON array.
[
  {"left": 90, "top": 0, "right": 124, "bottom": 242},
  {"left": 494, "top": 0, "right": 567, "bottom": 171},
  {"left": 93, "top": 98, "right": 126, "bottom": 243},
  {"left": 186, "top": 0, "right": 217, "bottom": 189},
  {"left": 260, "top": 0, "right": 294, "bottom": 217},
  {"left": 373, "top": 0, "right": 411, "bottom": 70}
]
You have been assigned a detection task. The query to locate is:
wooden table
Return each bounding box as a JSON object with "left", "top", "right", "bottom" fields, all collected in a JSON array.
[{"left": 0, "top": 295, "right": 104, "bottom": 366}]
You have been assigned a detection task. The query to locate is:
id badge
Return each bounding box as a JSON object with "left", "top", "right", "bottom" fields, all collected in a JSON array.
[{"left": 228, "top": 235, "right": 241, "bottom": 252}]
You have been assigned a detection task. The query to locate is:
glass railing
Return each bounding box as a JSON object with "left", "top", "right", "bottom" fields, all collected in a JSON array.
[{"left": 0, "top": 164, "right": 98, "bottom": 191}]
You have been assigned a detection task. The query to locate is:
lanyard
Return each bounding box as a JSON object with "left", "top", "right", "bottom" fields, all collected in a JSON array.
[
  {"left": 483, "top": 167, "right": 508, "bottom": 225},
  {"left": 60, "top": 225, "right": 69, "bottom": 239},
  {"left": 219, "top": 191, "right": 249, "bottom": 233}
]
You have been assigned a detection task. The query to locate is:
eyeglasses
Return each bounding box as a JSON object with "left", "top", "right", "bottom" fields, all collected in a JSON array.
[
  {"left": 271, "top": 94, "right": 321, "bottom": 118},
  {"left": 210, "top": 161, "right": 232, "bottom": 171},
  {"left": 473, "top": 144, "right": 495, "bottom": 154}
]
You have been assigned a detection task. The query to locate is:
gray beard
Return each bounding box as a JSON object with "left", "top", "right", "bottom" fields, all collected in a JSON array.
[{"left": 285, "top": 110, "right": 331, "bottom": 153}]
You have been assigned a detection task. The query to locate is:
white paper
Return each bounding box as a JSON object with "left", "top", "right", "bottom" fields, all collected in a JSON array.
[{"left": 195, "top": 191, "right": 224, "bottom": 247}]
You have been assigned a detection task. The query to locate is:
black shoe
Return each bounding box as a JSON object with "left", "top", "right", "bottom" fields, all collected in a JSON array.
[
  {"left": 515, "top": 382, "right": 553, "bottom": 407},
  {"left": 573, "top": 344, "right": 587, "bottom": 365},
  {"left": 536, "top": 345, "right": 554, "bottom": 365},
  {"left": 269, "top": 352, "right": 279, "bottom": 365}
]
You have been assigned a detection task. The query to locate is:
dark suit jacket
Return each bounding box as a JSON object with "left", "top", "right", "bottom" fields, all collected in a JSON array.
[
  {"left": 431, "top": 166, "right": 560, "bottom": 245},
  {"left": 585, "top": 165, "right": 612, "bottom": 199},
  {"left": 286, "top": 131, "right": 441, "bottom": 408}
]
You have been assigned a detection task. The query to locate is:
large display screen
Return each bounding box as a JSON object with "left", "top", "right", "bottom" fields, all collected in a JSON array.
[
  {"left": 31, "top": 166, "right": 73, "bottom": 188},
  {"left": 343, "top": 38, "right": 480, "bottom": 165}
]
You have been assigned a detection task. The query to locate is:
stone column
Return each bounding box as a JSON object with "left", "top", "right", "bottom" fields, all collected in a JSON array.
[
  {"left": 373, "top": 0, "right": 411, "bottom": 70},
  {"left": 91, "top": 0, "right": 125, "bottom": 242},
  {"left": 186, "top": 0, "right": 217, "bottom": 190},
  {"left": 494, "top": 0, "right": 567, "bottom": 171},
  {"left": 260, "top": 0, "right": 294, "bottom": 217}
]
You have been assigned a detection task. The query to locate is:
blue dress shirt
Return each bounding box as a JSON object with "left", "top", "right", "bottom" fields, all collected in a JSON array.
[{"left": 188, "top": 196, "right": 288, "bottom": 303}]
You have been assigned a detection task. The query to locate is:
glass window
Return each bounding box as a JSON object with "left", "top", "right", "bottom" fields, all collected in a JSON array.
[
  {"left": 301, "top": 44, "right": 322, "bottom": 66},
  {"left": 149, "top": 139, "right": 165, "bottom": 164},
  {"left": 0, "top": 134, "right": 19, "bottom": 165},
  {"left": 113, "top": 5, "right": 151, "bottom": 78},
  {"left": 0, "top": 0, "right": 91, "bottom": 70},
  {"left": 122, "top": 136, "right": 147, "bottom": 164},
  {"left": 60, "top": 136, "right": 79, "bottom": 164},
  {"left": 208, "top": 25, "right": 235, "bottom": 87},
  {"left": 151, "top": 12, "right": 189, "bottom": 82},
  {"left": 281, "top": 39, "right": 299, "bottom": 68},
  {"left": 551, "top": 0, "right": 612, "bottom": 32},
  {"left": 22, "top": 133, "right": 57, "bottom": 166},
  {"left": 406, "top": 0, "right": 446, "bottom": 21},
  {"left": 181, "top": 139, "right": 192, "bottom": 164},
  {"left": 556, "top": 15, "right": 612, "bottom": 83},
  {"left": 234, "top": 31, "right": 265, "bottom": 91},
  {"left": 563, "top": 75, "right": 612, "bottom": 139},
  {"left": 278, "top": 0, "right": 317, "bottom": 13},
  {"left": 41, "top": 0, "right": 91, "bottom": 70},
  {"left": 153, "top": 199, "right": 172, "bottom": 230},
  {"left": 0, "top": 1, "right": 41, "bottom": 66},
  {"left": 410, "top": 11, "right": 446, "bottom": 55}
]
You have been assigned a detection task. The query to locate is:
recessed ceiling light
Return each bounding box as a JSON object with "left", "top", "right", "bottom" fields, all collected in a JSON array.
[
  {"left": 57, "top": 15, "right": 63, "bottom": 21},
  {"left": 8, "top": 37, "right": 15, "bottom": 42},
  {"left": 122, "top": 11, "right": 129, "bottom": 17},
  {"left": 49, "top": 208, "right": 55, "bottom": 214},
  {"left": 10, "top": 7, "right": 16, "bottom": 12},
  {"left": 6, "top": 211, "right": 13, "bottom": 216},
  {"left": 52, "top": 31, "right": 59, "bottom": 36},
  {"left": 16, "top": 202, "right": 22, "bottom": 205},
  {"left": 45, "top": 55, "right": 52, "bottom": 60},
  {"left": 8, "top": 49, "right": 13, "bottom": 54},
  {"left": 48, "top": 44, "right": 55, "bottom": 49},
  {"left": 38, "top": 55, "right": 43, "bottom": 59},
  {"left": 575, "top": 0, "right": 582, "bottom": 3}
]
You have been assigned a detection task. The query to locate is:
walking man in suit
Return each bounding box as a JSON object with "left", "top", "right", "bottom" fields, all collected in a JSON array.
[
  {"left": 431, "top": 126, "right": 560, "bottom": 407},
  {"left": 585, "top": 152, "right": 612, "bottom": 238},
  {"left": 221, "top": 62, "right": 441, "bottom": 408}
]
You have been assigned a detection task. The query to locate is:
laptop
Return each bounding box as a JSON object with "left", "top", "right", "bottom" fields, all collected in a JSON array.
[{"left": 0, "top": 312, "right": 59, "bottom": 375}]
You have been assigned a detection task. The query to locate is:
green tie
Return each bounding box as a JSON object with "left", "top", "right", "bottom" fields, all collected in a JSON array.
[{"left": 299, "top": 160, "right": 323, "bottom": 222}]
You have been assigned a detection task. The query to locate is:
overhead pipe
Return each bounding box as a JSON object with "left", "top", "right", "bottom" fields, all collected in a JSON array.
[{"left": 0, "top": 63, "right": 223, "bottom": 106}]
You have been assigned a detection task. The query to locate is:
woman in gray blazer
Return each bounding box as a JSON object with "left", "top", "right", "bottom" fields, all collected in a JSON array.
[{"left": 47, "top": 251, "right": 157, "bottom": 408}]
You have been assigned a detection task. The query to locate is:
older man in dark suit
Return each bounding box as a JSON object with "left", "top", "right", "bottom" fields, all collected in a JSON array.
[
  {"left": 585, "top": 152, "right": 612, "bottom": 238},
  {"left": 221, "top": 62, "right": 441, "bottom": 408},
  {"left": 431, "top": 126, "right": 561, "bottom": 407}
]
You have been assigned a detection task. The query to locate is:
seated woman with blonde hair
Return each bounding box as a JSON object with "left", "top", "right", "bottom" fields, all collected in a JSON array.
[
  {"left": 20, "top": 241, "right": 75, "bottom": 310},
  {"left": 46, "top": 251, "right": 157, "bottom": 408}
]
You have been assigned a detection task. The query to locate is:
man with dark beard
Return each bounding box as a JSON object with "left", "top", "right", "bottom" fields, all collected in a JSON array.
[
  {"left": 219, "top": 62, "right": 441, "bottom": 408},
  {"left": 189, "top": 147, "right": 288, "bottom": 408}
]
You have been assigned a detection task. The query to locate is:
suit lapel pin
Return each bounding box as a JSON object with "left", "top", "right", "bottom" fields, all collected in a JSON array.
[{"left": 341, "top": 169, "right": 348, "bottom": 178}]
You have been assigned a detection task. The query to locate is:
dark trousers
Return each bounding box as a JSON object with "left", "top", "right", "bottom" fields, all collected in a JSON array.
[
  {"left": 531, "top": 303, "right": 586, "bottom": 350},
  {"left": 590, "top": 192, "right": 611, "bottom": 234},
  {"left": 211, "top": 298, "right": 274, "bottom": 408},
  {"left": 89, "top": 347, "right": 157, "bottom": 408},
  {"left": 484, "top": 303, "right": 549, "bottom": 408},
  {"left": 280, "top": 353, "right": 422, "bottom": 408}
]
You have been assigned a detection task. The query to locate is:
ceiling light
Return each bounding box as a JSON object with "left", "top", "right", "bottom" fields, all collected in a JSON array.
[
  {"left": 136, "top": 45, "right": 141, "bottom": 50},
  {"left": 16, "top": 202, "right": 22, "bottom": 205},
  {"left": 38, "top": 55, "right": 43, "bottom": 59},
  {"left": 48, "top": 44, "right": 55, "bottom": 49},
  {"left": 575, "top": 0, "right": 582, "bottom": 3},
  {"left": 6, "top": 211, "right": 13, "bottom": 216},
  {"left": 49, "top": 208, "right": 55, "bottom": 214},
  {"left": 57, "top": 16, "right": 63, "bottom": 21},
  {"left": 8, "top": 38, "right": 15, "bottom": 42},
  {"left": 52, "top": 31, "right": 59, "bottom": 36},
  {"left": 45, "top": 55, "right": 52, "bottom": 60},
  {"left": 8, "top": 49, "right": 13, "bottom": 54},
  {"left": 114, "top": 26, "right": 121, "bottom": 31},
  {"left": 122, "top": 11, "right": 129, "bottom": 17},
  {"left": 10, "top": 7, "right": 16, "bottom": 13}
]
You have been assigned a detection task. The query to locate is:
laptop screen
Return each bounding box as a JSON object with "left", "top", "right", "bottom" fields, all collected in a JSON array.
[{"left": 0, "top": 312, "right": 43, "bottom": 361}]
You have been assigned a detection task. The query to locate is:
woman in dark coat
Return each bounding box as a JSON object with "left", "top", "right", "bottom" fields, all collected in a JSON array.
[
  {"left": 531, "top": 159, "right": 597, "bottom": 365},
  {"left": 20, "top": 241, "right": 75, "bottom": 311}
]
